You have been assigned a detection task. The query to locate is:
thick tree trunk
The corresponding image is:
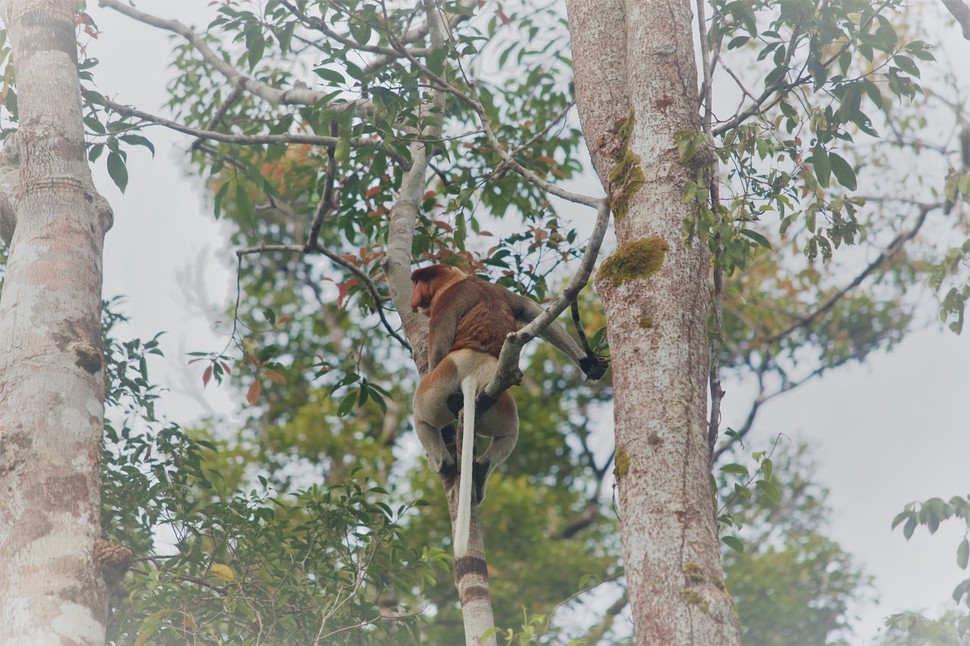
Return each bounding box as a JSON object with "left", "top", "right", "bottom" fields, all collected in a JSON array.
[
  {"left": 567, "top": 1, "right": 741, "bottom": 644},
  {"left": 0, "top": 0, "right": 112, "bottom": 642}
]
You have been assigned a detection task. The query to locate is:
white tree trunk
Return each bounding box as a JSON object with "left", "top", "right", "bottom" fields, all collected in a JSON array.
[
  {"left": 0, "top": 0, "right": 112, "bottom": 643},
  {"left": 567, "top": 1, "right": 741, "bottom": 643}
]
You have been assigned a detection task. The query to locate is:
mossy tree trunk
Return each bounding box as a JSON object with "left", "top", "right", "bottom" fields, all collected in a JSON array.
[{"left": 567, "top": 1, "right": 741, "bottom": 643}]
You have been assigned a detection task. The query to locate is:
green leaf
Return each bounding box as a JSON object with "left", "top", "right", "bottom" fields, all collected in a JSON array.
[
  {"left": 828, "top": 153, "right": 857, "bottom": 190},
  {"left": 119, "top": 134, "right": 156, "bottom": 156},
  {"left": 903, "top": 516, "right": 917, "bottom": 539},
  {"left": 953, "top": 578, "right": 970, "bottom": 605},
  {"left": 721, "top": 535, "right": 744, "bottom": 553},
  {"left": 893, "top": 55, "right": 920, "bottom": 78},
  {"left": 106, "top": 151, "right": 129, "bottom": 193},
  {"left": 245, "top": 28, "right": 265, "bottom": 71},
  {"left": 334, "top": 136, "right": 350, "bottom": 163},
  {"left": 958, "top": 538, "right": 969, "bottom": 570},
  {"left": 811, "top": 145, "right": 831, "bottom": 188},
  {"left": 313, "top": 67, "right": 345, "bottom": 86},
  {"left": 891, "top": 510, "right": 911, "bottom": 530},
  {"left": 740, "top": 228, "right": 772, "bottom": 249},
  {"left": 719, "top": 463, "right": 749, "bottom": 476}
]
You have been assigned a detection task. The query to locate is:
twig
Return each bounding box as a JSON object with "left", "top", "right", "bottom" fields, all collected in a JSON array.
[
  {"left": 763, "top": 203, "right": 936, "bottom": 344},
  {"left": 306, "top": 121, "right": 340, "bottom": 249},
  {"left": 308, "top": 240, "right": 411, "bottom": 349},
  {"left": 696, "top": 0, "right": 714, "bottom": 132},
  {"left": 233, "top": 242, "right": 410, "bottom": 350},
  {"left": 191, "top": 87, "right": 243, "bottom": 151}
]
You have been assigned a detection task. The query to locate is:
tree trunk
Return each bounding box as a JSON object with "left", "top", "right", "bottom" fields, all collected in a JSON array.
[
  {"left": 0, "top": 0, "right": 112, "bottom": 642},
  {"left": 567, "top": 1, "right": 741, "bottom": 643}
]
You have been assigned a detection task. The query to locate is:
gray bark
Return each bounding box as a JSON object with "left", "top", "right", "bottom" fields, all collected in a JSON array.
[{"left": 0, "top": 0, "right": 113, "bottom": 643}]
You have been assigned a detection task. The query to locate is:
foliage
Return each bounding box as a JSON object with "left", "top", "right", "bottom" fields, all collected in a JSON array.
[
  {"left": 719, "top": 441, "right": 873, "bottom": 645},
  {"left": 878, "top": 609, "right": 970, "bottom": 646},
  {"left": 101, "top": 301, "right": 441, "bottom": 644},
  {"left": 885, "top": 495, "right": 970, "bottom": 642}
]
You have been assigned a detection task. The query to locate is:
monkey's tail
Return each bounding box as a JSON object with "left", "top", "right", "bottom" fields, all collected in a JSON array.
[{"left": 454, "top": 376, "right": 477, "bottom": 559}]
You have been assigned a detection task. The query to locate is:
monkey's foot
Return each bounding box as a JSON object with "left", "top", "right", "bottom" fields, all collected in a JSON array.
[
  {"left": 472, "top": 460, "right": 491, "bottom": 504},
  {"left": 441, "top": 423, "right": 458, "bottom": 460},
  {"left": 439, "top": 459, "right": 458, "bottom": 489}
]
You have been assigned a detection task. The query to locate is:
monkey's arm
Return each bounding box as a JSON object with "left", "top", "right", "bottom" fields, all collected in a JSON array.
[{"left": 506, "top": 292, "right": 608, "bottom": 380}]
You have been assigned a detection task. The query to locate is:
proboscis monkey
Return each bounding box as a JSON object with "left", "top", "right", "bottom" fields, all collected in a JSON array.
[{"left": 409, "top": 264, "right": 608, "bottom": 557}]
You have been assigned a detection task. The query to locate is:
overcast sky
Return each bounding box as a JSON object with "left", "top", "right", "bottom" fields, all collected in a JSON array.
[{"left": 88, "top": 1, "right": 969, "bottom": 641}]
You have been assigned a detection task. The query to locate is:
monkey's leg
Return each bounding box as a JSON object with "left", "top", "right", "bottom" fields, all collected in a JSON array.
[
  {"left": 472, "top": 391, "right": 519, "bottom": 503},
  {"left": 413, "top": 359, "right": 462, "bottom": 477}
]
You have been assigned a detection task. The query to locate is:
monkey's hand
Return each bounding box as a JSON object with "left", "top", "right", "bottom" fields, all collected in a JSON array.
[{"left": 580, "top": 355, "right": 609, "bottom": 381}]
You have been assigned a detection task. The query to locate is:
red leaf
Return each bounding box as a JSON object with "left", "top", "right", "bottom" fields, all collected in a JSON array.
[
  {"left": 246, "top": 381, "right": 261, "bottom": 406},
  {"left": 337, "top": 277, "right": 359, "bottom": 306},
  {"left": 265, "top": 370, "right": 287, "bottom": 385},
  {"left": 202, "top": 365, "right": 213, "bottom": 387}
]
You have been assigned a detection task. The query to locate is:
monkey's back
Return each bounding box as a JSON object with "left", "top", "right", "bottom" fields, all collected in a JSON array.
[{"left": 433, "top": 278, "right": 518, "bottom": 358}]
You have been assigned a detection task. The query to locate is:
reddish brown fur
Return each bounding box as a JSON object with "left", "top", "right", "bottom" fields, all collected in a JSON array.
[
  {"left": 431, "top": 280, "right": 517, "bottom": 358},
  {"left": 411, "top": 265, "right": 520, "bottom": 363}
]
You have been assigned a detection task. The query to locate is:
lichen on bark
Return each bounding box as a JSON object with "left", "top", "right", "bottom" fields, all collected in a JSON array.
[
  {"left": 607, "top": 109, "right": 646, "bottom": 220},
  {"left": 597, "top": 237, "right": 670, "bottom": 288}
]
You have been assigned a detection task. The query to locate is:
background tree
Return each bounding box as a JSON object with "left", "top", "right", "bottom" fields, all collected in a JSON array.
[
  {"left": 719, "top": 442, "right": 873, "bottom": 645},
  {"left": 0, "top": 0, "right": 113, "bottom": 642}
]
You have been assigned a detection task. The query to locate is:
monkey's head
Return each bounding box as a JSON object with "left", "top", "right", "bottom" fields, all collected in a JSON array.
[{"left": 410, "top": 265, "right": 467, "bottom": 315}]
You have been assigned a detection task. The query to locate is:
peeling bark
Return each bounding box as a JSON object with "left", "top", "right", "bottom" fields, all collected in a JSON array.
[{"left": 0, "top": 0, "right": 112, "bottom": 642}]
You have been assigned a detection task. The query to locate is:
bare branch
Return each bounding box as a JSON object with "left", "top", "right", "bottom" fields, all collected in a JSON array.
[
  {"left": 763, "top": 203, "right": 936, "bottom": 345},
  {"left": 378, "top": 14, "right": 602, "bottom": 209},
  {"left": 308, "top": 240, "right": 411, "bottom": 350},
  {"left": 281, "top": 0, "right": 411, "bottom": 59},
  {"left": 233, "top": 241, "right": 410, "bottom": 350},
  {"left": 712, "top": 0, "right": 895, "bottom": 136},
  {"left": 99, "top": 0, "right": 371, "bottom": 113},
  {"left": 306, "top": 122, "right": 340, "bottom": 250},
  {"left": 482, "top": 199, "right": 611, "bottom": 402},
  {"left": 104, "top": 98, "right": 377, "bottom": 148},
  {"left": 696, "top": 0, "right": 714, "bottom": 133},
  {"left": 363, "top": 0, "right": 480, "bottom": 75}
]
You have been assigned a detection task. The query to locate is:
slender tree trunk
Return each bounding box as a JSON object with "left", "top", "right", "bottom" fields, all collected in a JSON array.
[
  {"left": 0, "top": 0, "right": 112, "bottom": 642},
  {"left": 567, "top": 1, "right": 740, "bottom": 643}
]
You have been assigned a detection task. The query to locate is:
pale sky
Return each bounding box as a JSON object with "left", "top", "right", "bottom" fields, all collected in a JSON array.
[{"left": 90, "top": 2, "right": 969, "bottom": 642}]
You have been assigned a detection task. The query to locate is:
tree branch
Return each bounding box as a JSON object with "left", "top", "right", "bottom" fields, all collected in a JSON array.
[
  {"left": 104, "top": 98, "right": 377, "bottom": 148},
  {"left": 190, "top": 87, "right": 243, "bottom": 151},
  {"left": 941, "top": 0, "right": 970, "bottom": 39},
  {"left": 99, "top": 0, "right": 371, "bottom": 113},
  {"left": 482, "top": 199, "right": 611, "bottom": 402}
]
